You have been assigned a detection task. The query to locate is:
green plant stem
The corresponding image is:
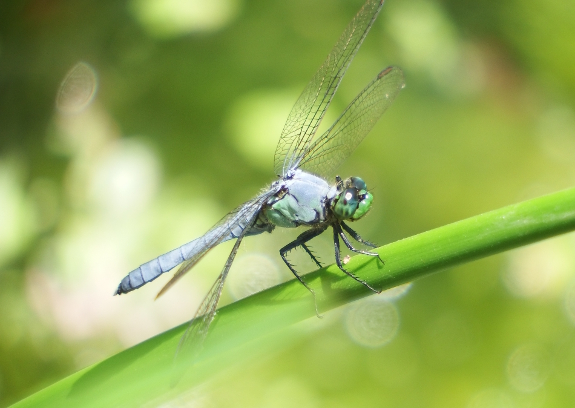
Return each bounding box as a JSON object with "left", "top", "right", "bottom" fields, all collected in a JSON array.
[{"left": 12, "top": 187, "right": 575, "bottom": 408}]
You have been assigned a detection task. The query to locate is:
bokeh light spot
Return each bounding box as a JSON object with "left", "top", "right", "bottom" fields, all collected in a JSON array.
[
  {"left": 379, "top": 282, "right": 413, "bottom": 301},
  {"left": 345, "top": 297, "right": 399, "bottom": 348},
  {"left": 227, "top": 253, "right": 281, "bottom": 300},
  {"left": 387, "top": 1, "right": 458, "bottom": 82},
  {"left": 507, "top": 344, "right": 550, "bottom": 393},
  {"left": 88, "top": 139, "right": 161, "bottom": 217},
  {"left": 130, "top": 0, "right": 240, "bottom": 38},
  {"left": 0, "top": 158, "right": 36, "bottom": 267},
  {"left": 386, "top": 0, "right": 486, "bottom": 95},
  {"left": 56, "top": 62, "right": 98, "bottom": 114},
  {"left": 503, "top": 240, "right": 573, "bottom": 299},
  {"left": 226, "top": 89, "right": 297, "bottom": 172}
]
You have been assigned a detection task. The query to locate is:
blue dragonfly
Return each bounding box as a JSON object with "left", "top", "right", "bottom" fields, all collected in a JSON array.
[{"left": 116, "top": 0, "right": 404, "bottom": 351}]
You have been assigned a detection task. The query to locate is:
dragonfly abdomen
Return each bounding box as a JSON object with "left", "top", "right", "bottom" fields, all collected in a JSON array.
[
  {"left": 115, "top": 237, "right": 208, "bottom": 295},
  {"left": 115, "top": 212, "right": 274, "bottom": 295}
]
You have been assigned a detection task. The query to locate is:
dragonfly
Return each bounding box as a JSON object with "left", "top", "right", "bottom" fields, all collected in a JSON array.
[{"left": 115, "top": 0, "right": 404, "bottom": 353}]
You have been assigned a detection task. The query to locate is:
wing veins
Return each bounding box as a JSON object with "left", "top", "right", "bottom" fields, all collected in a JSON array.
[
  {"left": 297, "top": 66, "right": 405, "bottom": 176},
  {"left": 274, "top": 0, "right": 385, "bottom": 176},
  {"left": 175, "top": 211, "right": 256, "bottom": 361},
  {"left": 156, "top": 190, "right": 274, "bottom": 298}
]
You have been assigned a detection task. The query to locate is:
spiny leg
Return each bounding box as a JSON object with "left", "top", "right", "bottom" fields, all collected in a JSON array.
[
  {"left": 341, "top": 220, "right": 377, "bottom": 248},
  {"left": 332, "top": 226, "right": 381, "bottom": 294},
  {"left": 339, "top": 221, "right": 384, "bottom": 264},
  {"left": 301, "top": 243, "right": 323, "bottom": 269},
  {"left": 279, "top": 226, "right": 328, "bottom": 317},
  {"left": 281, "top": 226, "right": 328, "bottom": 268}
]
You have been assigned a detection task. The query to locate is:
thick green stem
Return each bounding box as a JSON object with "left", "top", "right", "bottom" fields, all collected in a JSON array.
[{"left": 12, "top": 188, "right": 575, "bottom": 408}]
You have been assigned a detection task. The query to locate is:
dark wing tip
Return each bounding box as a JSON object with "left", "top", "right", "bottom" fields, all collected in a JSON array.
[{"left": 377, "top": 66, "right": 406, "bottom": 90}]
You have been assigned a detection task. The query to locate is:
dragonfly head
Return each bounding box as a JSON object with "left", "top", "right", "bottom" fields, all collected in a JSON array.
[{"left": 331, "top": 176, "right": 373, "bottom": 221}]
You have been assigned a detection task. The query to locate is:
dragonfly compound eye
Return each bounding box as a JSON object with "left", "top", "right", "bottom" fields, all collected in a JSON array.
[
  {"left": 333, "top": 188, "right": 359, "bottom": 220},
  {"left": 345, "top": 176, "right": 367, "bottom": 193},
  {"left": 352, "top": 191, "right": 373, "bottom": 220}
]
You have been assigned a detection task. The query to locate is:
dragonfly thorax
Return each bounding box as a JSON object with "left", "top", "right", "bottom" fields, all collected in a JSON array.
[
  {"left": 331, "top": 176, "right": 373, "bottom": 221},
  {"left": 262, "top": 170, "right": 331, "bottom": 228}
]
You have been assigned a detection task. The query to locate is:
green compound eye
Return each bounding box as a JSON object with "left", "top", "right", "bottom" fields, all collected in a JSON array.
[
  {"left": 345, "top": 176, "right": 367, "bottom": 192},
  {"left": 352, "top": 191, "right": 373, "bottom": 220},
  {"left": 333, "top": 188, "right": 359, "bottom": 220}
]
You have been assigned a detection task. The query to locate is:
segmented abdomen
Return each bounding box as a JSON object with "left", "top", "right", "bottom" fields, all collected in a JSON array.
[{"left": 115, "top": 212, "right": 272, "bottom": 295}]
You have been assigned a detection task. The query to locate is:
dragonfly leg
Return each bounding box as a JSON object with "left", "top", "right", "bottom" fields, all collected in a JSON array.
[
  {"left": 279, "top": 227, "right": 328, "bottom": 318},
  {"left": 332, "top": 225, "right": 381, "bottom": 294},
  {"left": 340, "top": 221, "right": 377, "bottom": 248},
  {"left": 301, "top": 243, "right": 323, "bottom": 269},
  {"left": 340, "top": 221, "right": 384, "bottom": 264}
]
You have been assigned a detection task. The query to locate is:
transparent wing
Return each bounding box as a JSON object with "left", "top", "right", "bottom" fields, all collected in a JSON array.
[
  {"left": 175, "top": 224, "right": 248, "bottom": 361},
  {"left": 155, "top": 190, "right": 275, "bottom": 298},
  {"left": 297, "top": 66, "right": 404, "bottom": 177},
  {"left": 274, "top": 0, "right": 384, "bottom": 177}
]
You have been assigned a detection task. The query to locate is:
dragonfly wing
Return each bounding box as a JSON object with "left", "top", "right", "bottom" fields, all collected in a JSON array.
[
  {"left": 116, "top": 189, "right": 274, "bottom": 296},
  {"left": 298, "top": 66, "right": 404, "bottom": 177},
  {"left": 175, "top": 228, "right": 247, "bottom": 361},
  {"left": 155, "top": 189, "right": 276, "bottom": 298},
  {"left": 273, "top": 0, "right": 384, "bottom": 177}
]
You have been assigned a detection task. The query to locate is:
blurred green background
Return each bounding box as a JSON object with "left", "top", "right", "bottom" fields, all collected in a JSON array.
[{"left": 2, "top": 0, "right": 575, "bottom": 406}]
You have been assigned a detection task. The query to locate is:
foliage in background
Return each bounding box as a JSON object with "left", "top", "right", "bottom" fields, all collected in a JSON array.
[{"left": 1, "top": 0, "right": 575, "bottom": 406}]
